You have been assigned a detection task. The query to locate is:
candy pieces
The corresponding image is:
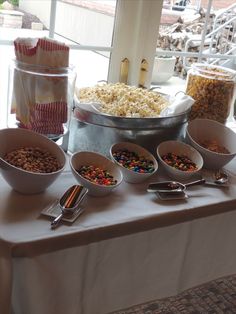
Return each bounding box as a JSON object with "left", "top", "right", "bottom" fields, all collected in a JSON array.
[
  {"left": 77, "top": 165, "right": 117, "bottom": 186},
  {"left": 112, "top": 149, "right": 155, "bottom": 173},
  {"left": 161, "top": 153, "right": 197, "bottom": 172}
]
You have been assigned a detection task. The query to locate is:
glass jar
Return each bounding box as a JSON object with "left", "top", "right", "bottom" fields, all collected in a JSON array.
[
  {"left": 186, "top": 63, "right": 236, "bottom": 124},
  {"left": 7, "top": 60, "right": 77, "bottom": 141}
]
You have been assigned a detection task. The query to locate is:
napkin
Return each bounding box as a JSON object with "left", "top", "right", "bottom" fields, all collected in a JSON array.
[
  {"left": 159, "top": 92, "right": 195, "bottom": 117},
  {"left": 12, "top": 37, "right": 70, "bottom": 135}
]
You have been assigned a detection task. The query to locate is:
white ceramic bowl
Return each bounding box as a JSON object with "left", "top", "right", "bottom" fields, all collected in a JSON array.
[
  {"left": 0, "top": 128, "right": 66, "bottom": 194},
  {"left": 157, "top": 140, "right": 203, "bottom": 181},
  {"left": 70, "top": 151, "right": 123, "bottom": 197},
  {"left": 151, "top": 56, "right": 176, "bottom": 83},
  {"left": 186, "top": 118, "right": 236, "bottom": 170},
  {"left": 110, "top": 142, "right": 158, "bottom": 183}
]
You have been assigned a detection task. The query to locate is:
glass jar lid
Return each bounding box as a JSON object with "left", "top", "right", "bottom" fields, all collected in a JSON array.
[{"left": 191, "top": 63, "right": 236, "bottom": 82}]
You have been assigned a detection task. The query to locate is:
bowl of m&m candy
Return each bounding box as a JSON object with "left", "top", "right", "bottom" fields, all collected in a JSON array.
[
  {"left": 157, "top": 140, "right": 203, "bottom": 181},
  {"left": 110, "top": 142, "right": 158, "bottom": 183},
  {"left": 70, "top": 151, "right": 123, "bottom": 196}
]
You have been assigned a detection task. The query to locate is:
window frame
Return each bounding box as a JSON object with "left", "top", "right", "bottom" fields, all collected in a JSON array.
[{"left": 0, "top": 0, "right": 235, "bottom": 86}]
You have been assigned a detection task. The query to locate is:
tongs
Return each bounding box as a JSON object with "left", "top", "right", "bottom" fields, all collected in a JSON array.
[{"left": 51, "top": 185, "right": 88, "bottom": 229}]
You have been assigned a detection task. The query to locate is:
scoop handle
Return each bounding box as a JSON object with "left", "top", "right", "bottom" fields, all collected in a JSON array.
[
  {"left": 185, "top": 178, "right": 205, "bottom": 187},
  {"left": 51, "top": 213, "right": 63, "bottom": 229}
]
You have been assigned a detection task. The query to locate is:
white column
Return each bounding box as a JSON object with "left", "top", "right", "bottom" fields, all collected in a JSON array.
[{"left": 108, "top": 0, "right": 164, "bottom": 88}]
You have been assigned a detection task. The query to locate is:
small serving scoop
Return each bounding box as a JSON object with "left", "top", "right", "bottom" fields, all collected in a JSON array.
[
  {"left": 147, "top": 178, "right": 206, "bottom": 193},
  {"left": 51, "top": 185, "right": 88, "bottom": 229},
  {"left": 214, "top": 171, "right": 229, "bottom": 185}
]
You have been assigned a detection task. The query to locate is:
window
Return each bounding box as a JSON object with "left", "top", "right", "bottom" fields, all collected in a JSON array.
[
  {"left": 0, "top": 0, "right": 235, "bottom": 128},
  {"left": 157, "top": 0, "right": 236, "bottom": 77},
  {"left": 0, "top": 0, "right": 164, "bottom": 128}
]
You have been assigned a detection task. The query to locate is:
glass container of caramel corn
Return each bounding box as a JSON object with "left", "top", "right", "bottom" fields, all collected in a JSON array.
[{"left": 186, "top": 63, "right": 236, "bottom": 124}]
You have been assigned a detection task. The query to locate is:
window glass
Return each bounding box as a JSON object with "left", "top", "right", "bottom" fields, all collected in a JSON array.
[
  {"left": 55, "top": 0, "right": 116, "bottom": 47},
  {"left": 18, "top": 0, "right": 117, "bottom": 47},
  {"left": 70, "top": 49, "right": 110, "bottom": 89},
  {"left": 0, "top": 0, "right": 117, "bottom": 127},
  {"left": 155, "top": 0, "right": 236, "bottom": 85},
  {"left": 0, "top": 45, "right": 15, "bottom": 128},
  {"left": 1, "top": 0, "right": 235, "bottom": 128}
]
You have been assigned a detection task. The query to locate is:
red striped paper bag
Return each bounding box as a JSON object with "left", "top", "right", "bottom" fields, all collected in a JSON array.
[{"left": 12, "top": 37, "right": 70, "bottom": 135}]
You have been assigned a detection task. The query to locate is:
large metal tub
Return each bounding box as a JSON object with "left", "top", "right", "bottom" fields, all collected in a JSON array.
[{"left": 69, "top": 102, "right": 190, "bottom": 157}]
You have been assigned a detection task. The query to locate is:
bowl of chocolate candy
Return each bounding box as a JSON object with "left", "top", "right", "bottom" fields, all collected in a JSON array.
[
  {"left": 70, "top": 151, "right": 123, "bottom": 196},
  {"left": 156, "top": 140, "right": 203, "bottom": 181},
  {"left": 110, "top": 142, "right": 158, "bottom": 183}
]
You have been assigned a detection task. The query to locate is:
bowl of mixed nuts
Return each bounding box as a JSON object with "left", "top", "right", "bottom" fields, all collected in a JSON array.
[
  {"left": 0, "top": 128, "right": 66, "bottom": 194},
  {"left": 186, "top": 119, "right": 236, "bottom": 170}
]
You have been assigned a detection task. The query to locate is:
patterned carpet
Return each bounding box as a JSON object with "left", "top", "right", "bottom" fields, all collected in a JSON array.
[{"left": 111, "top": 275, "right": 236, "bottom": 314}]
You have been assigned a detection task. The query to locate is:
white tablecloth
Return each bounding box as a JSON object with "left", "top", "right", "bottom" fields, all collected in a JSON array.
[{"left": 1, "top": 158, "right": 236, "bottom": 314}]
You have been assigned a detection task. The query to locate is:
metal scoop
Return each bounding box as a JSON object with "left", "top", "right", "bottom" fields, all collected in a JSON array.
[
  {"left": 203, "top": 170, "right": 229, "bottom": 187},
  {"left": 214, "top": 171, "right": 229, "bottom": 185},
  {"left": 147, "top": 178, "right": 206, "bottom": 194},
  {"left": 51, "top": 185, "right": 88, "bottom": 229}
]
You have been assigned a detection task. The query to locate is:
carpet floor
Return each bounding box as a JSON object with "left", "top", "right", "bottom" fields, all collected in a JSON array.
[{"left": 111, "top": 275, "right": 236, "bottom": 314}]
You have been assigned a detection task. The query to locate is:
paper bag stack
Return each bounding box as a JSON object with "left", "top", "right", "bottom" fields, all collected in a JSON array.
[{"left": 12, "top": 37, "right": 70, "bottom": 135}]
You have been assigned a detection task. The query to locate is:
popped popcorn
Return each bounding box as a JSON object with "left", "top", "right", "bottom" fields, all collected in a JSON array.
[{"left": 78, "top": 83, "right": 169, "bottom": 118}]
